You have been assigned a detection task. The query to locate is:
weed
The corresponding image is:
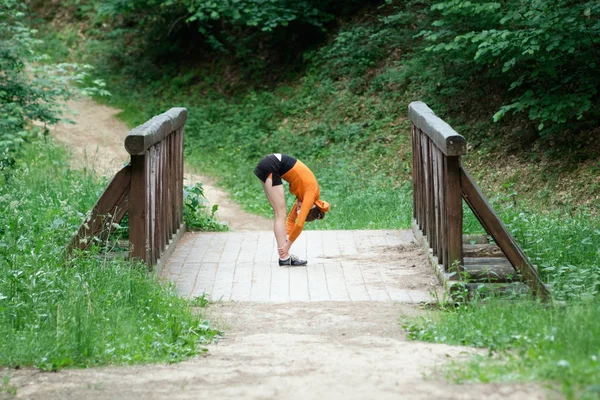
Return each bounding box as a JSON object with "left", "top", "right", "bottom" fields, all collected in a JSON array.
[
  {"left": 184, "top": 183, "right": 228, "bottom": 232},
  {"left": 189, "top": 294, "right": 211, "bottom": 308},
  {"left": 1, "top": 375, "right": 17, "bottom": 396}
]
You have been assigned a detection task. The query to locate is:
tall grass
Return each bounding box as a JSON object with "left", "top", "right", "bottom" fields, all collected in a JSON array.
[{"left": 0, "top": 141, "right": 218, "bottom": 370}]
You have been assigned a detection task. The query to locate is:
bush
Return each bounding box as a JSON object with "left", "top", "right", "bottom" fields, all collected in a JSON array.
[
  {"left": 420, "top": 0, "right": 600, "bottom": 135},
  {"left": 0, "top": 0, "right": 108, "bottom": 170},
  {"left": 184, "top": 183, "right": 228, "bottom": 231}
]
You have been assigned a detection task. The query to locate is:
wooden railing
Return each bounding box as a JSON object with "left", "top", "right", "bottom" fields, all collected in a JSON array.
[
  {"left": 409, "top": 102, "right": 550, "bottom": 300},
  {"left": 69, "top": 108, "right": 187, "bottom": 270}
]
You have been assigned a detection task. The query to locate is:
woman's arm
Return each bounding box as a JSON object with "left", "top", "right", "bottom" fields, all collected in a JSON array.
[
  {"left": 287, "top": 193, "right": 315, "bottom": 243},
  {"left": 286, "top": 200, "right": 298, "bottom": 236}
]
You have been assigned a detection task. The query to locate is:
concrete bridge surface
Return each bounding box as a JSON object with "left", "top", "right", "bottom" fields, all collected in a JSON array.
[{"left": 160, "top": 230, "right": 435, "bottom": 303}]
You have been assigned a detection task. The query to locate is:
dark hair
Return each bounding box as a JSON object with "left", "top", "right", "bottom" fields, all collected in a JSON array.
[{"left": 306, "top": 207, "right": 325, "bottom": 222}]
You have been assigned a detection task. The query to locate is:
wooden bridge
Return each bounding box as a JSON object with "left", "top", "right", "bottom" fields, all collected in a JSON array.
[{"left": 70, "top": 103, "right": 550, "bottom": 301}]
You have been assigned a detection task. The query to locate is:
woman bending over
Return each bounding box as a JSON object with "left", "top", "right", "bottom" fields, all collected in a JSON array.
[{"left": 254, "top": 154, "right": 330, "bottom": 266}]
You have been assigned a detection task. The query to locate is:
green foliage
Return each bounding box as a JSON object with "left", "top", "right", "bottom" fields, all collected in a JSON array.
[
  {"left": 405, "top": 298, "right": 600, "bottom": 399},
  {"left": 162, "top": 0, "right": 330, "bottom": 32},
  {"left": 0, "top": 0, "right": 108, "bottom": 170},
  {"left": 0, "top": 140, "right": 219, "bottom": 369},
  {"left": 184, "top": 183, "right": 228, "bottom": 231},
  {"left": 1, "top": 375, "right": 17, "bottom": 396},
  {"left": 422, "top": 0, "right": 600, "bottom": 134}
]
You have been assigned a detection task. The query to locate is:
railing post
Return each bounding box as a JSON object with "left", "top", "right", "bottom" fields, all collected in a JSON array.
[
  {"left": 445, "top": 156, "right": 463, "bottom": 273},
  {"left": 129, "top": 154, "right": 150, "bottom": 264}
]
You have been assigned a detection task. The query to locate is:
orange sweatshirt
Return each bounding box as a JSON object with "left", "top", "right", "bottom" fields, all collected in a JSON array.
[{"left": 282, "top": 160, "right": 321, "bottom": 243}]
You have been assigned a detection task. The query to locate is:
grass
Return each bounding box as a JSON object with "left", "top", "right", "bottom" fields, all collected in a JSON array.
[
  {"left": 405, "top": 298, "right": 600, "bottom": 399},
  {"left": 0, "top": 141, "right": 219, "bottom": 370}
]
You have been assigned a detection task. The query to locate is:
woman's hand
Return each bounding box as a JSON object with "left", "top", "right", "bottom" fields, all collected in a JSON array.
[{"left": 278, "top": 240, "right": 292, "bottom": 259}]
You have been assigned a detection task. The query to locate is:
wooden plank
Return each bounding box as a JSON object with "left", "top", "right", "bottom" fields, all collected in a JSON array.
[
  {"left": 125, "top": 108, "right": 187, "bottom": 155},
  {"left": 408, "top": 102, "right": 467, "bottom": 156},
  {"left": 413, "top": 125, "right": 423, "bottom": 231},
  {"left": 438, "top": 149, "right": 447, "bottom": 268},
  {"left": 464, "top": 257, "right": 513, "bottom": 267},
  {"left": 307, "top": 263, "right": 329, "bottom": 301},
  {"left": 428, "top": 138, "right": 436, "bottom": 246},
  {"left": 414, "top": 129, "right": 422, "bottom": 229},
  {"left": 145, "top": 154, "right": 152, "bottom": 265},
  {"left": 423, "top": 136, "right": 432, "bottom": 242},
  {"left": 98, "top": 192, "right": 129, "bottom": 244},
  {"left": 341, "top": 261, "right": 370, "bottom": 301},
  {"left": 129, "top": 154, "right": 150, "bottom": 265},
  {"left": 427, "top": 137, "right": 435, "bottom": 244},
  {"left": 68, "top": 165, "right": 132, "bottom": 252},
  {"left": 419, "top": 132, "right": 427, "bottom": 231},
  {"left": 289, "top": 267, "right": 309, "bottom": 302},
  {"left": 463, "top": 244, "right": 504, "bottom": 258},
  {"left": 430, "top": 139, "right": 437, "bottom": 256},
  {"left": 420, "top": 131, "right": 428, "bottom": 234},
  {"left": 411, "top": 124, "right": 417, "bottom": 221},
  {"left": 452, "top": 282, "right": 531, "bottom": 299},
  {"left": 445, "top": 156, "right": 463, "bottom": 273},
  {"left": 150, "top": 146, "right": 158, "bottom": 265},
  {"left": 167, "top": 133, "right": 173, "bottom": 238},
  {"left": 460, "top": 167, "right": 551, "bottom": 300},
  {"left": 161, "top": 141, "right": 168, "bottom": 251},
  {"left": 161, "top": 141, "right": 167, "bottom": 252},
  {"left": 432, "top": 145, "right": 440, "bottom": 258},
  {"left": 155, "top": 144, "right": 162, "bottom": 262},
  {"left": 177, "top": 128, "right": 185, "bottom": 227},
  {"left": 464, "top": 257, "right": 516, "bottom": 282}
]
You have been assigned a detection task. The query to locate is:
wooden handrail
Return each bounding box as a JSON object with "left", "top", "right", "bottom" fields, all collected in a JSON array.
[
  {"left": 409, "top": 101, "right": 550, "bottom": 299},
  {"left": 460, "top": 168, "right": 550, "bottom": 299},
  {"left": 68, "top": 165, "right": 131, "bottom": 252},
  {"left": 69, "top": 108, "right": 187, "bottom": 271},
  {"left": 125, "top": 108, "right": 188, "bottom": 155},
  {"left": 408, "top": 102, "right": 467, "bottom": 156},
  {"left": 127, "top": 108, "right": 187, "bottom": 267},
  {"left": 410, "top": 101, "right": 465, "bottom": 273}
]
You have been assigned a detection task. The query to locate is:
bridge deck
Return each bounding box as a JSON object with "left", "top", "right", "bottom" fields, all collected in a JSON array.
[{"left": 160, "top": 230, "right": 435, "bottom": 303}]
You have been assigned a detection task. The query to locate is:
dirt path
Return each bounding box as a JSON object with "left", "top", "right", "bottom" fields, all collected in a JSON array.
[
  {"left": 7, "top": 303, "right": 549, "bottom": 400},
  {"left": 3, "top": 98, "right": 553, "bottom": 399}
]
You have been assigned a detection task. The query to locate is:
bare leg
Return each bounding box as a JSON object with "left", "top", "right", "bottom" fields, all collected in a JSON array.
[{"left": 261, "top": 179, "right": 289, "bottom": 259}]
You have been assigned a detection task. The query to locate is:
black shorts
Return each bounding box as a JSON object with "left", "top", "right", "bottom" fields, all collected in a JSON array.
[{"left": 254, "top": 154, "right": 297, "bottom": 186}]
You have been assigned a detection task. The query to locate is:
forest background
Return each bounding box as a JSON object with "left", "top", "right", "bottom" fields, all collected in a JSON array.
[{"left": 1, "top": 0, "right": 599, "bottom": 398}]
